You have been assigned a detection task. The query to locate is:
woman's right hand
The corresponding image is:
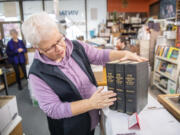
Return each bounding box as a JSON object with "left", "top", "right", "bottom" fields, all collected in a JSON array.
[{"left": 88, "top": 87, "right": 117, "bottom": 109}]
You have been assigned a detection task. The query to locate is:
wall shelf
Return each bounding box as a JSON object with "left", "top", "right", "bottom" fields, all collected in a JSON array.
[{"left": 155, "top": 56, "right": 178, "bottom": 65}]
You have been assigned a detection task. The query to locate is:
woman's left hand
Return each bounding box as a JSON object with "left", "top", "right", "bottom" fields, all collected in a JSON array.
[{"left": 120, "top": 51, "right": 148, "bottom": 62}]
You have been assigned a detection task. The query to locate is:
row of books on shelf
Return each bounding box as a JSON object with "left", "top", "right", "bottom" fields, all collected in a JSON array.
[
  {"left": 154, "top": 73, "right": 176, "bottom": 94},
  {"left": 106, "top": 60, "right": 148, "bottom": 114},
  {"left": 155, "top": 46, "right": 179, "bottom": 60},
  {"left": 155, "top": 60, "right": 177, "bottom": 79}
]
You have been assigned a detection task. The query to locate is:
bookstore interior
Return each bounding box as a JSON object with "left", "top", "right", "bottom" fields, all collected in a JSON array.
[{"left": 0, "top": 0, "right": 180, "bottom": 135}]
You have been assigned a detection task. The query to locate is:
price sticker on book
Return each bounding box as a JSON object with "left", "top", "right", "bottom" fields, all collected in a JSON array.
[{"left": 128, "top": 113, "right": 140, "bottom": 129}]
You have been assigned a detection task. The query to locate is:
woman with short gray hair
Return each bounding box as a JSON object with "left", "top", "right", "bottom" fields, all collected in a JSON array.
[
  {"left": 22, "top": 12, "right": 147, "bottom": 135},
  {"left": 6, "top": 29, "right": 27, "bottom": 90}
]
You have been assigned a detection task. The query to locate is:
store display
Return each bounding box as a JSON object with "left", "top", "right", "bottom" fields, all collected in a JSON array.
[{"left": 106, "top": 61, "right": 149, "bottom": 114}]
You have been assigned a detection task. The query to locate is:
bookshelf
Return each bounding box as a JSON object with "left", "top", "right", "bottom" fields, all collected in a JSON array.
[
  {"left": 155, "top": 56, "right": 178, "bottom": 65},
  {"left": 154, "top": 70, "right": 176, "bottom": 82},
  {"left": 153, "top": 45, "right": 180, "bottom": 94},
  {"left": 154, "top": 83, "right": 168, "bottom": 94}
]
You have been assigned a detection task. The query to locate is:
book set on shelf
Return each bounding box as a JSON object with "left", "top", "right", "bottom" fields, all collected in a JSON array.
[{"left": 153, "top": 45, "right": 180, "bottom": 94}]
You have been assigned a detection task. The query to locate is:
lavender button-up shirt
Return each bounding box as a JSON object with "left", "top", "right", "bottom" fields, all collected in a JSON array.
[{"left": 29, "top": 39, "right": 110, "bottom": 130}]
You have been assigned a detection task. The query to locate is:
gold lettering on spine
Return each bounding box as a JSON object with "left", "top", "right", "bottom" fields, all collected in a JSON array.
[
  {"left": 107, "top": 73, "right": 114, "bottom": 83},
  {"left": 125, "top": 74, "right": 135, "bottom": 86},
  {"left": 116, "top": 73, "right": 123, "bottom": 85},
  {"left": 126, "top": 90, "right": 135, "bottom": 93},
  {"left": 128, "top": 99, "right": 133, "bottom": 102},
  {"left": 116, "top": 88, "right": 123, "bottom": 92}
]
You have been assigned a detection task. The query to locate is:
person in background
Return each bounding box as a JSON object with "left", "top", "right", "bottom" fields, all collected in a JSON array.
[
  {"left": 116, "top": 37, "right": 130, "bottom": 51},
  {"left": 6, "top": 29, "right": 27, "bottom": 90},
  {"left": 22, "top": 12, "right": 147, "bottom": 135},
  {"left": 0, "top": 34, "right": 5, "bottom": 57}
]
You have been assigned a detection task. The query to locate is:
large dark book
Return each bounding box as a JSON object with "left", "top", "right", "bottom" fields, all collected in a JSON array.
[
  {"left": 115, "top": 61, "right": 128, "bottom": 113},
  {"left": 106, "top": 61, "right": 118, "bottom": 110},
  {"left": 125, "top": 61, "right": 148, "bottom": 115}
]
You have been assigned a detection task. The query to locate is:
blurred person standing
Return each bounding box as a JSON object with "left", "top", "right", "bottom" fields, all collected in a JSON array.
[{"left": 6, "top": 29, "right": 27, "bottom": 90}]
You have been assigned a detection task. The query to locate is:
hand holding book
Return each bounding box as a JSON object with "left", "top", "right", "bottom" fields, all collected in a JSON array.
[
  {"left": 119, "top": 51, "right": 148, "bottom": 62},
  {"left": 88, "top": 87, "right": 117, "bottom": 109},
  {"left": 109, "top": 50, "right": 148, "bottom": 63}
]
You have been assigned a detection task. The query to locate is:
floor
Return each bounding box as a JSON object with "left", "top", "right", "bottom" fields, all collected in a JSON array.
[{"left": 0, "top": 79, "right": 164, "bottom": 135}]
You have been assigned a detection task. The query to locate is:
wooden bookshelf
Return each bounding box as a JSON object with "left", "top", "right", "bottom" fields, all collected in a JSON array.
[{"left": 153, "top": 46, "right": 180, "bottom": 94}]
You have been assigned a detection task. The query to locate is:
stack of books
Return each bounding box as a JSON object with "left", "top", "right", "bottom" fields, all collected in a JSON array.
[
  {"left": 106, "top": 61, "right": 149, "bottom": 114},
  {"left": 155, "top": 46, "right": 179, "bottom": 60}
]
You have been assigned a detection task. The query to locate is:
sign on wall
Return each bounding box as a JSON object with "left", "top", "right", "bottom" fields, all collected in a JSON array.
[{"left": 60, "top": 10, "right": 79, "bottom": 16}]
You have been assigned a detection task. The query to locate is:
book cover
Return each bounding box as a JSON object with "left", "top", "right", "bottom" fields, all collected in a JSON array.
[
  {"left": 116, "top": 61, "right": 129, "bottom": 112},
  {"left": 155, "top": 46, "right": 160, "bottom": 55},
  {"left": 159, "top": 61, "right": 168, "bottom": 72},
  {"left": 167, "top": 47, "right": 178, "bottom": 59},
  {"left": 164, "top": 47, "right": 170, "bottom": 57},
  {"left": 166, "top": 64, "right": 173, "bottom": 75},
  {"left": 106, "top": 60, "right": 119, "bottom": 110},
  {"left": 125, "top": 61, "right": 148, "bottom": 115},
  {"left": 117, "top": 93, "right": 126, "bottom": 112},
  {"left": 159, "top": 47, "right": 164, "bottom": 56},
  {"left": 170, "top": 48, "right": 179, "bottom": 60},
  {"left": 157, "top": 46, "right": 161, "bottom": 56}
]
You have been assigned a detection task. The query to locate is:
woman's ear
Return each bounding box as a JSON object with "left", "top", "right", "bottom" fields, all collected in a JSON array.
[
  {"left": 37, "top": 48, "right": 43, "bottom": 53},
  {"left": 34, "top": 46, "right": 42, "bottom": 53}
]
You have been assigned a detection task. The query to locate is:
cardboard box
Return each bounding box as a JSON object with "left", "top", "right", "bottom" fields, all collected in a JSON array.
[
  {"left": 91, "top": 65, "right": 104, "bottom": 82},
  {"left": 0, "top": 96, "right": 18, "bottom": 132},
  {"left": 94, "top": 71, "right": 104, "bottom": 82}
]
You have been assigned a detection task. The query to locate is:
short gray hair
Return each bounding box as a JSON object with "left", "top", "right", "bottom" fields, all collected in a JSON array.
[
  {"left": 10, "top": 29, "right": 18, "bottom": 35},
  {"left": 22, "top": 12, "right": 58, "bottom": 48}
]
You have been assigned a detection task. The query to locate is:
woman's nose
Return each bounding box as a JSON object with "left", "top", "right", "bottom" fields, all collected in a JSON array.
[{"left": 55, "top": 44, "right": 63, "bottom": 52}]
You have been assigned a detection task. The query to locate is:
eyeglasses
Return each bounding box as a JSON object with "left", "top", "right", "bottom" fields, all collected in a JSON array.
[{"left": 42, "top": 36, "right": 65, "bottom": 53}]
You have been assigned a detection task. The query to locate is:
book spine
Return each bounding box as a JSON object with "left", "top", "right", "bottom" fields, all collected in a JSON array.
[
  {"left": 116, "top": 63, "right": 125, "bottom": 112},
  {"left": 106, "top": 63, "right": 116, "bottom": 110},
  {"left": 125, "top": 64, "right": 137, "bottom": 115}
]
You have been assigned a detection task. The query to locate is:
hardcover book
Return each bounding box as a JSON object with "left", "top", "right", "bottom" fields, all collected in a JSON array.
[
  {"left": 125, "top": 61, "right": 149, "bottom": 114},
  {"left": 106, "top": 60, "right": 119, "bottom": 110}
]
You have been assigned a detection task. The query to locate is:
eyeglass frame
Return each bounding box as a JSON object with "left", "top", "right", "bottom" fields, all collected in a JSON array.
[{"left": 40, "top": 36, "right": 65, "bottom": 53}]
